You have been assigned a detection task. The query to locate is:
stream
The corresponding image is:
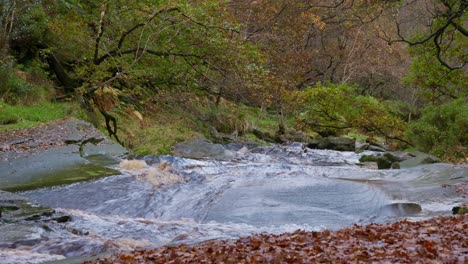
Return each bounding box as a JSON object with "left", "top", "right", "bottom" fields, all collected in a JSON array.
[{"left": 1, "top": 143, "right": 467, "bottom": 263}]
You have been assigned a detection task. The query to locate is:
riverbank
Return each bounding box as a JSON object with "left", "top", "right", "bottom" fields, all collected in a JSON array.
[{"left": 88, "top": 214, "right": 467, "bottom": 263}]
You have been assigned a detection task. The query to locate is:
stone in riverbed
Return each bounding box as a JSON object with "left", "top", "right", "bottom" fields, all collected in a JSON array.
[
  {"left": 399, "top": 151, "right": 440, "bottom": 168},
  {"left": 174, "top": 137, "right": 235, "bottom": 160},
  {"left": 452, "top": 206, "right": 468, "bottom": 215},
  {"left": 306, "top": 136, "right": 355, "bottom": 151},
  {"left": 0, "top": 118, "right": 126, "bottom": 192},
  {"left": 0, "top": 224, "right": 46, "bottom": 247},
  {"left": 0, "top": 190, "right": 54, "bottom": 222},
  {"left": 355, "top": 141, "right": 370, "bottom": 153},
  {"left": 359, "top": 154, "right": 397, "bottom": 170},
  {"left": 379, "top": 202, "right": 422, "bottom": 216}
]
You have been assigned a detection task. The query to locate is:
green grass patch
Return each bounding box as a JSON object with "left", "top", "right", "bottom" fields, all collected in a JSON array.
[
  {"left": 132, "top": 124, "right": 200, "bottom": 156},
  {"left": 118, "top": 104, "right": 203, "bottom": 156},
  {"left": 238, "top": 105, "right": 280, "bottom": 133},
  {"left": 0, "top": 100, "right": 85, "bottom": 131}
]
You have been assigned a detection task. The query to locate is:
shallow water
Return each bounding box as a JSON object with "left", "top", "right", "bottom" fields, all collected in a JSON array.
[{"left": 2, "top": 144, "right": 466, "bottom": 263}]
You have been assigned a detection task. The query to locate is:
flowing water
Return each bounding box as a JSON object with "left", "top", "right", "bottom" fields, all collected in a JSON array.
[{"left": 1, "top": 143, "right": 466, "bottom": 263}]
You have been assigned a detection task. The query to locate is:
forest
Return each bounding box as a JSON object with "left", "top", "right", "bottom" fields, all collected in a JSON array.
[
  {"left": 0, "top": 1, "right": 467, "bottom": 263},
  {"left": 0, "top": 0, "right": 466, "bottom": 159}
]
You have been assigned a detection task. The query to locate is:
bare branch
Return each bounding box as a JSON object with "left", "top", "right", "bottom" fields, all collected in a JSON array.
[{"left": 94, "top": 3, "right": 108, "bottom": 63}]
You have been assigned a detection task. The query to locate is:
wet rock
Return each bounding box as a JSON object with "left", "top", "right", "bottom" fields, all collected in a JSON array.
[
  {"left": 0, "top": 224, "right": 46, "bottom": 247},
  {"left": 360, "top": 153, "right": 407, "bottom": 170},
  {"left": 224, "top": 143, "right": 247, "bottom": 151},
  {"left": 54, "top": 215, "right": 72, "bottom": 223},
  {"left": 0, "top": 190, "right": 54, "bottom": 222},
  {"left": 306, "top": 137, "right": 355, "bottom": 151},
  {"left": 355, "top": 141, "right": 369, "bottom": 153},
  {"left": 452, "top": 206, "right": 468, "bottom": 215},
  {"left": 359, "top": 155, "right": 380, "bottom": 162},
  {"left": 276, "top": 128, "right": 312, "bottom": 144},
  {"left": 359, "top": 154, "right": 394, "bottom": 169},
  {"left": 173, "top": 137, "right": 235, "bottom": 160},
  {"left": 357, "top": 162, "right": 378, "bottom": 170},
  {"left": 0, "top": 150, "right": 120, "bottom": 192},
  {"left": 0, "top": 118, "right": 126, "bottom": 192},
  {"left": 384, "top": 152, "right": 412, "bottom": 162},
  {"left": 400, "top": 151, "right": 440, "bottom": 168},
  {"left": 377, "top": 158, "right": 392, "bottom": 170},
  {"left": 368, "top": 144, "right": 387, "bottom": 152},
  {"left": 379, "top": 203, "right": 422, "bottom": 216}
]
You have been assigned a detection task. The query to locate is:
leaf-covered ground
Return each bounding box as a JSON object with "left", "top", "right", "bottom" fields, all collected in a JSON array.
[{"left": 88, "top": 214, "right": 467, "bottom": 264}]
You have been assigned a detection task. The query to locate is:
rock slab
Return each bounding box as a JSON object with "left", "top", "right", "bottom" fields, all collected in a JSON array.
[
  {"left": 0, "top": 118, "right": 126, "bottom": 192},
  {"left": 174, "top": 137, "right": 235, "bottom": 160}
]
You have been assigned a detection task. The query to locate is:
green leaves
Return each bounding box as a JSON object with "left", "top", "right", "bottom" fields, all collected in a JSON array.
[
  {"left": 293, "top": 83, "right": 407, "bottom": 148},
  {"left": 407, "top": 98, "right": 468, "bottom": 161}
]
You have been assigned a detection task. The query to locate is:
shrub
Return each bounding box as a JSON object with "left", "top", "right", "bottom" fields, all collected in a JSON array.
[
  {"left": 0, "top": 61, "right": 52, "bottom": 105},
  {"left": 206, "top": 107, "right": 253, "bottom": 136},
  {"left": 407, "top": 98, "right": 467, "bottom": 161},
  {"left": 294, "top": 83, "right": 407, "bottom": 148}
]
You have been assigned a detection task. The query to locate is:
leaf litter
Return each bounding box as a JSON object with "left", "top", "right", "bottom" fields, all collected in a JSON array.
[{"left": 87, "top": 214, "right": 467, "bottom": 263}]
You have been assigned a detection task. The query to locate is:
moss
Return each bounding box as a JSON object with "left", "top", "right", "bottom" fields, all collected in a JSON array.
[
  {"left": 359, "top": 155, "right": 380, "bottom": 162},
  {"left": 2, "top": 162, "right": 119, "bottom": 192}
]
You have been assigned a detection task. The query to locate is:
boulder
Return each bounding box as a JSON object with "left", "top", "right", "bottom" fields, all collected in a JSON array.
[
  {"left": 355, "top": 141, "right": 369, "bottom": 153},
  {"left": 383, "top": 152, "right": 412, "bottom": 163},
  {"left": 390, "top": 162, "right": 401, "bottom": 169},
  {"left": 307, "top": 137, "right": 355, "bottom": 151},
  {"left": 359, "top": 154, "right": 378, "bottom": 162},
  {"left": 379, "top": 202, "right": 422, "bottom": 216},
  {"left": 377, "top": 158, "right": 392, "bottom": 170},
  {"left": 0, "top": 224, "right": 46, "bottom": 247},
  {"left": 368, "top": 144, "right": 387, "bottom": 152},
  {"left": 400, "top": 151, "right": 441, "bottom": 168},
  {"left": 275, "top": 128, "right": 312, "bottom": 144},
  {"left": 173, "top": 137, "right": 235, "bottom": 160},
  {"left": 359, "top": 154, "right": 402, "bottom": 170},
  {"left": 0, "top": 191, "right": 54, "bottom": 222},
  {"left": 452, "top": 206, "right": 468, "bottom": 215}
]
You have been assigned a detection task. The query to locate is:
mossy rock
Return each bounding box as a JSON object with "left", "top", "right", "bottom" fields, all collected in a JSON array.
[
  {"left": 0, "top": 191, "right": 54, "bottom": 222},
  {"left": 307, "top": 136, "right": 355, "bottom": 151},
  {"left": 359, "top": 154, "right": 399, "bottom": 170},
  {"left": 359, "top": 155, "right": 380, "bottom": 162},
  {"left": 452, "top": 206, "right": 468, "bottom": 215},
  {"left": 376, "top": 158, "right": 392, "bottom": 170}
]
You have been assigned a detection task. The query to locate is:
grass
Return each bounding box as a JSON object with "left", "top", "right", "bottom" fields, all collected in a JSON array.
[
  {"left": 118, "top": 103, "right": 204, "bottom": 156},
  {"left": 0, "top": 100, "right": 85, "bottom": 131},
  {"left": 117, "top": 96, "right": 289, "bottom": 156},
  {"left": 0, "top": 86, "right": 291, "bottom": 157},
  {"left": 238, "top": 105, "right": 280, "bottom": 133}
]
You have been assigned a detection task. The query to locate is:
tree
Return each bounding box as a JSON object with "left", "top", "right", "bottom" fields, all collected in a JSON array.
[
  {"left": 293, "top": 82, "right": 408, "bottom": 147},
  {"left": 4, "top": 0, "right": 269, "bottom": 141},
  {"left": 228, "top": 0, "right": 411, "bottom": 102},
  {"left": 389, "top": 0, "right": 467, "bottom": 70}
]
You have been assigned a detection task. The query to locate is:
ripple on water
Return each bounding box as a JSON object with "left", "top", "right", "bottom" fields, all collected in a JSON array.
[{"left": 11, "top": 145, "right": 467, "bottom": 263}]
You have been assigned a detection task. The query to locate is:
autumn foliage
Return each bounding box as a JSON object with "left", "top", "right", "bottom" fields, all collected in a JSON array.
[{"left": 88, "top": 215, "right": 467, "bottom": 264}]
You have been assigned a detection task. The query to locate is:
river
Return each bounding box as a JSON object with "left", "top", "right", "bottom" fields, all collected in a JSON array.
[{"left": 1, "top": 143, "right": 466, "bottom": 263}]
